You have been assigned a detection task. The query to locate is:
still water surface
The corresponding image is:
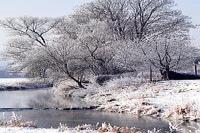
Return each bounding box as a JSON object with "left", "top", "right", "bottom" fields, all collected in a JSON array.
[{"left": 0, "top": 109, "right": 169, "bottom": 131}]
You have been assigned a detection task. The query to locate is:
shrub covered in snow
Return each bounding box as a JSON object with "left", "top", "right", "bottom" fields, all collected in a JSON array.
[{"left": 103, "top": 76, "right": 147, "bottom": 89}]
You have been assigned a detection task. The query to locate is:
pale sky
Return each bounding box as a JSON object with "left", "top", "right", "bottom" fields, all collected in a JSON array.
[
  {"left": 175, "top": 0, "right": 200, "bottom": 48},
  {"left": 0, "top": 0, "right": 199, "bottom": 56}
]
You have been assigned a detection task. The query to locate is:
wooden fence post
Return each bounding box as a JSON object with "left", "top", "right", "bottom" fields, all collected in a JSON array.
[
  {"left": 150, "top": 65, "right": 153, "bottom": 82},
  {"left": 195, "top": 64, "right": 198, "bottom": 76}
]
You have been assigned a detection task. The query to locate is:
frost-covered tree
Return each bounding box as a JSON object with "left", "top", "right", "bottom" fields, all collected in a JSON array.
[
  {"left": 1, "top": 17, "right": 90, "bottom": 88},
  {"left": 140, "top": 34, "right": 199, "bottom": 79},
  {"left": 44, "top": 37, "right": 90, "bottom": 88},
  {"left": 114, "top": 40, "right": 147, "bottom": 73},
  {"left": 1, "top": 0, "right": 197, "bottom": 85},
  {"left": 1, "top": 17, "right": 60, "bottom": 47},
  {"left": 75, "top": 0, "right": 195, "bottom": 78},
  {"left": 73, "top": 0, "right": 192, "bottom": 40},
  {"left": 72, "top": 0, "right": 194, "bottom": 78},
  {"left": 78, "top": 20, "right": 117, "bottom": 75},
  {"left": 56, "top": 18, "right": 134, "bottom": 75},
  {"left": 0, "top": 17, "right": 60, "bottom": 71}
]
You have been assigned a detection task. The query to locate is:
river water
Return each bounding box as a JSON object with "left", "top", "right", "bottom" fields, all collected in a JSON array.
[
  {"left": 0, "top": 89, "right": 171, "bottom": 131},
  {"left": 0, "top": 109, "right": 169, "bottom": 130},
  {"left": 0, "top": 89, "right": 48, "bottom": 108}
]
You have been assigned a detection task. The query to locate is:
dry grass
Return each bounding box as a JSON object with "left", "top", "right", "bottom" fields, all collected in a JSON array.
[
  {"left": 0, "top": 112, "right": 36, "bottom": 128},
  {"left": 58, "top": 122, "right": 163, "bottom": 133},
  {"left": 164, "top": 103, "right": 200, "bottom": 121}
]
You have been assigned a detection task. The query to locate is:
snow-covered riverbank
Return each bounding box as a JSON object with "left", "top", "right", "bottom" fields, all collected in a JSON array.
[
  {"left": 0, "top": 127, "right": 96, "bottom": 133},
  {"left": 1, "top": 78, "right": 200, "bottom": 132},
  {"left": 0, "top": 123, "right": 162, "bottom": 133},
  {"left": 64, "top": 78, "right": 200, "bottom": 122}
]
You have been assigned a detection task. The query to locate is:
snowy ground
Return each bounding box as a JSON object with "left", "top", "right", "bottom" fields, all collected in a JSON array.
[
  {"left": 66, "top": 78, "right": 200, "bottom": 122},
  {"left": 0, "top": 127, "right": 96, "bottom": 133},
  {"left": 0, "top": 118, "right": 161, "bottom": 133},
  {"left": 0, "top": 123, "right": 160, "bottom": 133},
  {"left": 0, "top": 127, "right": 97, "bottom": 133}
]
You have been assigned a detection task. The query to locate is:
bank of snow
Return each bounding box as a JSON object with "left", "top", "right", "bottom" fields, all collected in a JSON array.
[
  {"left": 0, "top": 127, "right": 96, "bottom": 133},
  {"left": 0, "top": 123, "right": 160, "bottom": 133},
  {"left": 66, "top": 78, "right": 200, "bottom": 121}
]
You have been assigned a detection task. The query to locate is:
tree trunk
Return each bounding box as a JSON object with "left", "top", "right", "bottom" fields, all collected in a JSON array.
[
  {"left": 68, "top": 76, "right": 86, "bottom": 89},
  {"left": 195, "top": 64, "right": 198, "bottom": 76},
  {"left": 150, "top": 65, "right": 153, "bottom": 82},
  {"left": 64, "top": 64, "right": 86, "bottom": 89},
  {"left": 160, "top": 67, "right": 170, "bottom": 80},
  {"left": 77, "top": 81, "right": 86, "bottom": 89},
  {"left": 165, "top": 69, "right": 169, "bottom": 80}
]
